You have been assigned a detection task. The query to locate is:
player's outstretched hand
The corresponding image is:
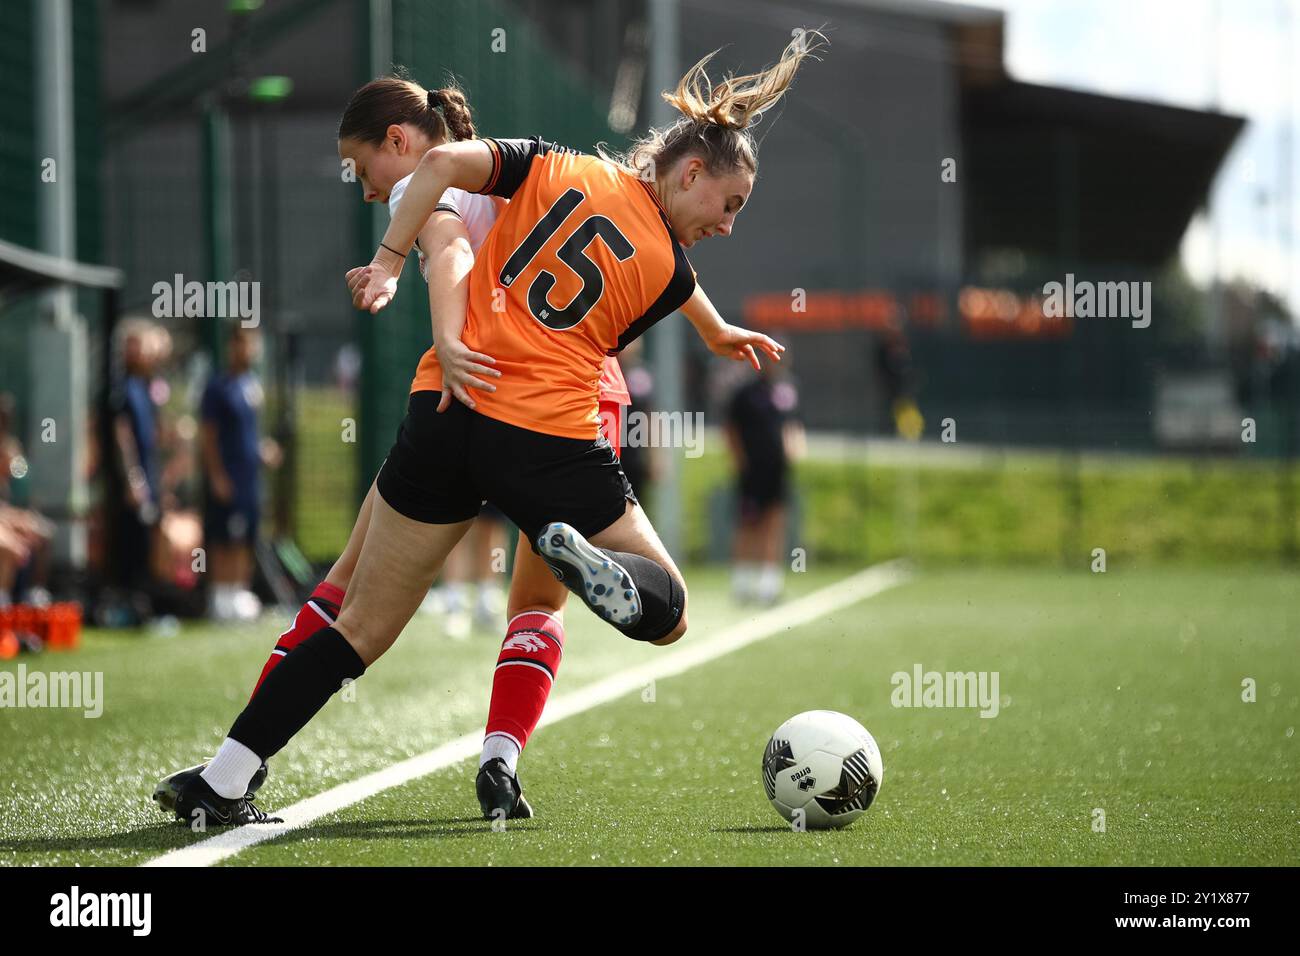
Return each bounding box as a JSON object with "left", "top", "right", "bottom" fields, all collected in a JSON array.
[
  {"left": 435, "top": 338, "right": 502, "bottom": 412},
  {"left": 704, "top": 324, "right": 785, "bottom": 370},
  {"left": 347, "top": 255, "right": 400, "bottom": 314}
]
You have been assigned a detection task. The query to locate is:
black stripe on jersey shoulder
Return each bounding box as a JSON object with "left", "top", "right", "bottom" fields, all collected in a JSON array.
[
  {"left": 476, "top": 137, "right": 582, "bottom": 199},
  {"left": 610, "top": 205, "right": 696, "bottom": 355},
  {"left": 433, "top": 202, "right": 461, "bottom": 218},
  {"left": 478, "top": 139, "right": 502, "bottom": 195}
]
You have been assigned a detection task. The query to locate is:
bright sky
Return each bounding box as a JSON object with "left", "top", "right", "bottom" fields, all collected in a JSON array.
[{"left": 981, "top": 0, "right": 1299, "bottom": 314}]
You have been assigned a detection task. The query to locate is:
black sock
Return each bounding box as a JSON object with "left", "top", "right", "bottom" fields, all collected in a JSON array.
[
  {"left": 598, "top": 549, "right": 685, "bottom": 642},
  {"left": 228, "top": 626, "right": 365, "bottom": 759}
]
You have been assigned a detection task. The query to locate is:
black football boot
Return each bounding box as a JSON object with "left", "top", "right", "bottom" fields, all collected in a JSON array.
[
  {"left": 153, "top": 759, "right": 269, "bottom": 814},
  {"left": 476, "top": 757, "right": 534, "bottom": 821},
  {"left": 172, "top": 773, "right": 282, "bottom": 827}
]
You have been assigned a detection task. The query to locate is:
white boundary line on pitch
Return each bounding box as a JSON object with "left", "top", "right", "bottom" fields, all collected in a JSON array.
[{"left": 143, "top": 559, "right": 912, "bottom": 868}]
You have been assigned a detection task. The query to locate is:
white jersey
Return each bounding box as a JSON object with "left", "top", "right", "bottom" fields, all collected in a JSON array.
[{"left": 387, "top": 173, "right": 498, "bottom": 281}]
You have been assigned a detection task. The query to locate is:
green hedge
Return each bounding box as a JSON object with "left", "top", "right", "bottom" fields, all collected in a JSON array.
[
  {"left": 683, "top": 447, "right": 1300, "bottom": 568},
  {"left": 293, "top": 385, "right": 1299, "bottom": 568}
]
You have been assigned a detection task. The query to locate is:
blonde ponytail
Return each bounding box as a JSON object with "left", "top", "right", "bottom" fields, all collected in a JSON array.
[
  {"left": 603, "top": 28, "right": 826, "bottom": 178},
  {"left": 666, "top": 29, "right": 826, "bottom": 130}
]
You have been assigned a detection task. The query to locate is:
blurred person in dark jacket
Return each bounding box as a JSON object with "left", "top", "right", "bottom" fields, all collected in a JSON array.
[
  {"left": 109, "top": 320, "right": 166, "bottom": 611},
  {"left": 201, "top": 326, "right": 279, "bottom": 622}
]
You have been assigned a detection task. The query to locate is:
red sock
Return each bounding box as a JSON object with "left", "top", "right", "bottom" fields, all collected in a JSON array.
[
  {"left": 250, "top": 581, "right": 345, "bottom": 700},
  {"left": 483, "top": 610, "right": 565, "bottom": 756}
]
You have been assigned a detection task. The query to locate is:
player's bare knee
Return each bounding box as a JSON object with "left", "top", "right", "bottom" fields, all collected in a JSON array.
[
  {"left": 334, "top": 612, "right": 391, "bottom": 666},
  {"left": 330, "top": 542, "right": 361, "bottom": 583}
]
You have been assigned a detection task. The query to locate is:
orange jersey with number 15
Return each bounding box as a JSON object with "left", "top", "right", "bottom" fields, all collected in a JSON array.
[{"left": 410, "top": 137, "right": 694, "bottom": 439}]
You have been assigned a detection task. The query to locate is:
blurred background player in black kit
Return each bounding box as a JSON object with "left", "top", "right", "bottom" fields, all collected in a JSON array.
[
  {"left": 875, "top": 324, "right": 924, "bottom": 439},
  {"left": 725, "top": 359, "right": 804, "bottom": 605},
  {"left": 200, "top": 326, "right": 280, "bottom": 622},
  {"left": 615, "top": 339, "right": 660, "bottom": 508}
]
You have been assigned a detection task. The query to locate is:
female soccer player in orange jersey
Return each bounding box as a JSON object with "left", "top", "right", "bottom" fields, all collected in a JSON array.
[
  {"left": 154, "top": 78, "right": 624, "bottom": 818},
  {"left": 172, "top": 31, "right": 822, "bottom": 825}
]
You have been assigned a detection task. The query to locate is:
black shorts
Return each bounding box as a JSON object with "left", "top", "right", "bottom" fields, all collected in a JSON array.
[
  {"left": 738, "top": 465, "right": 788, "bottom": 518},
  {"left": 376, "top": 391, "right": 637, "bottom": 546},
  {"left": 204, "top": 498, "right": 260, "bottom": 545}
]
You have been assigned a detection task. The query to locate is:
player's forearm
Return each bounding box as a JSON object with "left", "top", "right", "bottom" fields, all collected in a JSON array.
[
  {"left": 784, "top": 421, "right": 806, "bottom": 460},
  {"left": 377, "top": 142, "right": 491, "bottom": 263},
  {"left": 200, "top": 425, "right": 228, "bottom": 484},
  {"left": 681, "top": 284, "right": 727, "bottom": 343},
  {"left": 113, "top": 417, "right": 143, "bottom": 478},
  {"left": 425, "top": 233, "right": 475, "bottom": 348}
]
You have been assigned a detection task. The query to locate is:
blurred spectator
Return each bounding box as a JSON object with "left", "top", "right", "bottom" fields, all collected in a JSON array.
[
  {"left": 874, "top": 325, "right": 924, "bottom": 439},
  {"left": 424, "top": 510, "right": 508, "bottom": 639},
  {"left": 201, "top": 326, "right": 279, "bottom": 621},
  {"left": 109, "top": 319, "right": 165, "bottom": 611},
  {"left": 618, "top": 339, "right": 659, "bottom": 504},
  {"left": 150, "top": 404, "right": 203, "bottom": 595},
  {"left": 0, "top": 393, "right": 54, "bottom": 606},
  {"left": 335, "top": 342, "right": 361, "bottom": 392},
  {"left": 725, "top": 363, "right": 804, "bottom": 606}
]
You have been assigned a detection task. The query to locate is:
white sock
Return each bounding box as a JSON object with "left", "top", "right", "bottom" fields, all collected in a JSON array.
[
  {"left": 443, "top": 582, "right": 469, "bottom": 613},
  {"left": 201, "top": 737, "right": 264, "bottom": 800},
  {"left": 480, "top": 732, "right": 521, "bottom": 774},
  {"left": 758, "top": 563, "right": 783, "bottom": 600},
  {"left": 476, "top": 580, "right": 504, "bottom": 614},
  {"left": 732, "top": 563, "right": 757, "bottom": 597},
  {"left": 209, "top": 584, "right": 235, "bottom": 617}
]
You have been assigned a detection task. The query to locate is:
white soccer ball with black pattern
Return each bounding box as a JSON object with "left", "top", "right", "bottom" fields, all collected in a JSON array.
[{"left": 762, "top": 710, "right": 884, "bottom": 829}]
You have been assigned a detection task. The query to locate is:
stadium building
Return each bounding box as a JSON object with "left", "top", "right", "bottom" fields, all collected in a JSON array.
[{"left": 527, "top": 0, "right": 1247, "bottom": 446}]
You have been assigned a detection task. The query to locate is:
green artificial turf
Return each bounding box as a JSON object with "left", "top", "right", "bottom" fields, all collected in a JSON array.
[{"left": 7, "top": 564, "right": 1291, "bottom": 866}]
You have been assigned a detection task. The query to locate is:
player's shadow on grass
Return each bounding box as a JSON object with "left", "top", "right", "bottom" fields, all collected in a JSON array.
[
  {"left": 271, "top": 816, "right": 533, "bottom": 844},
  {"left": 0, "top": 816, "right": 513, "bottom": 856},
  {"left": 0, "top": 825, "right": 212, "bottom": 855}
]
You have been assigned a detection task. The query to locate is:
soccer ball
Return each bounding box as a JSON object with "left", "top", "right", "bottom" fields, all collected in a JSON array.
[{"left": 762, "top": 710, "right": 884, "bottom": 829}]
